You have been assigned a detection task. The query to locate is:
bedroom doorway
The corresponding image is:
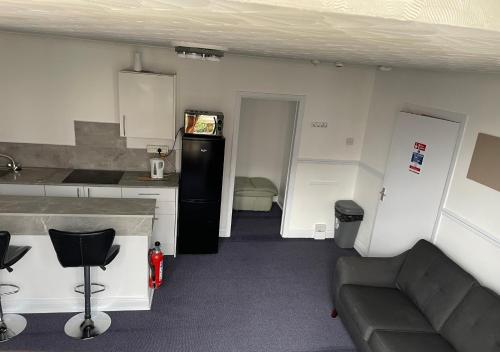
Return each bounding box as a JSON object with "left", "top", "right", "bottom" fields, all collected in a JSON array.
[{"left": 227, "top": 93, "right": 303, "bottom": 239}]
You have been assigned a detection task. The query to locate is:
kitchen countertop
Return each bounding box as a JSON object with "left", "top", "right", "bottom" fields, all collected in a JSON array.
[
  {"left": 0, "top": 195, "right": 156, "bottom": 236},
  {"left": 0, "top": 195, "right": 156, "bottom": 217},
  {"left": 0, "top": 167, "right": 179, "bottom": 188},
  {"left": 118, "top": 171, "right": 179, "bottom": 188}
]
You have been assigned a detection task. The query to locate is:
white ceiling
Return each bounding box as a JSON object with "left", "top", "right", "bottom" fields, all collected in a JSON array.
[{"left": 1, "top": 0, "right": 500, "bottom": 71}]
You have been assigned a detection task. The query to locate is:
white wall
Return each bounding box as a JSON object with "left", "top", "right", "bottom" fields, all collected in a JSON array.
[
  {"left": 3, "top": 32, "right": 498, "bottom": 293},
  {"left": 0, "top": 31, "right": 376, "bottom": 238},
  {"left": 236, "top": 98, "right": 295, "bottom": 203},
  {"left": 354, "top": 68, "right": 500, "bottom": 293},
  {"left": 278, "top": 101, "right": 296, "bottom": 207}
]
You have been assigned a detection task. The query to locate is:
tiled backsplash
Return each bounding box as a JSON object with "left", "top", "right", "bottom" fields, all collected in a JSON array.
[{"left": 0, "top": 121, "right": 176, "bottom": 172}]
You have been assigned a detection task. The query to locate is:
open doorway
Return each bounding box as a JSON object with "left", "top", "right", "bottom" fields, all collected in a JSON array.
[{"left": 230, "top": 97, "right": 298, "bottom": 240}]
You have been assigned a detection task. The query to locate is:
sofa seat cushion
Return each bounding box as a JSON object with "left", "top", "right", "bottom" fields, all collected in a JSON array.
[
  {"left": 369, "top": 331, "right": 456, "bottom": 352},
  {"left": 441, "top": 286, "right": 500, "bottom": 352},
  {"left": 234, "top": 177, "right": 278, "bottom": 197},
  {"left": 396, "top": 240, "right": 477, "bottom": 330},
  {"left": 339, "top": 285, "right": 434, "bottom": 341},
  {"left": 233, "top": 195, "right": 273, "bottom": 211}
]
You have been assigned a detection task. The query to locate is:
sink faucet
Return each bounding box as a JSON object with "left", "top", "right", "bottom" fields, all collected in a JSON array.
[{"left": 0, "top": 153, "right": 22, "bottom": 172}]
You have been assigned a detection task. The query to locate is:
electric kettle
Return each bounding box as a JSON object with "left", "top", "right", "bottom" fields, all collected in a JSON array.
[{"left": 150, "top": 157, "right": 165, "bottom": 179}]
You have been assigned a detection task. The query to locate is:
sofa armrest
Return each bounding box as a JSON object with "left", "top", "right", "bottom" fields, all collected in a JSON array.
[{"left": 334, "top": 252, "right": 407, "bottom": 305}]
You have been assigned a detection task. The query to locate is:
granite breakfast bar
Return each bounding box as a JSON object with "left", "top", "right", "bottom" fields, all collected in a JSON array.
[{"left": 0, "top": 195, "right": 156, "bottom": 314}]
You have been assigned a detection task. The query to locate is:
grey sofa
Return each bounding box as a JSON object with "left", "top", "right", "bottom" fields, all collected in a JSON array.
[{"left": 333, "top": 240, "right": 500, "bottom": 352}]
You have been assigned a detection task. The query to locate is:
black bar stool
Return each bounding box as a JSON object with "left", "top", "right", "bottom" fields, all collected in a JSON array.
[
  {"left": 49, "top": 228, "right": 120, "bottom": 340},
  {"left": 0, "top": 231, "right": 31, "bottom": 343}
]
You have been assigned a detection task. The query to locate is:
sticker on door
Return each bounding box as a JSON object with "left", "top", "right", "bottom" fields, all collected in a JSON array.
[{"left": 409, "top": 142, "right": 426, "bottom": 174}]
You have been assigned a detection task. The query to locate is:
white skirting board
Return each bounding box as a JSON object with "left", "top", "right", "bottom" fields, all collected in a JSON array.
[
  {"left": 283, "top": 228, "right": 334, "bottom": 239},
  {"left": 2, "top": 296, "right": 152, "bottom": 314}
]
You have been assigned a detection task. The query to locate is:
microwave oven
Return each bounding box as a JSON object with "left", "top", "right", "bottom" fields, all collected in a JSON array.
[{"left": 184, "top": 110, "right": 224, "bottom": 136}]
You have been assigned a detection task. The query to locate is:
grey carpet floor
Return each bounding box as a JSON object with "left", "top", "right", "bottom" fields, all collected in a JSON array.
[
  {"left": 2, "top": 208, "right": 357, "bottom": 352},
  {"left": 231, "top": 203, "right": 283, "bottom": 240}
]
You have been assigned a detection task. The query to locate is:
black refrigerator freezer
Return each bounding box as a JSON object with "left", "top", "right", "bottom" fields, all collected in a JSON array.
[{"left": 177, "top": 135, "right": 225, "bottom": 254}]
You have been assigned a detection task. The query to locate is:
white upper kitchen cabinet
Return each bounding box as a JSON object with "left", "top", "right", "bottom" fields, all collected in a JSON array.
[{"left": 118, "top": 71, "right": 176, "bottom": 140}]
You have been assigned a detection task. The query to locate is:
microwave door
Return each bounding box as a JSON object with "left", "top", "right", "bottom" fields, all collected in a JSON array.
[
  {"left": 208, "top": 116, "right": 216, "bottom": 135},
  {"left": 185, "top": 114, "right": 198, "bottom": 134},
  {"left": 197, "top": 115, "right": 216, "bottom": 135}
]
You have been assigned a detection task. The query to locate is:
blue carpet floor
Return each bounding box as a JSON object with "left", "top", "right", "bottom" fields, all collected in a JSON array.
[
  {"left": 2, "top": 206, "right": 357, "bottom": 352},
  {"left": 231, "top": 203, "right": 283, "bottom": 241}
]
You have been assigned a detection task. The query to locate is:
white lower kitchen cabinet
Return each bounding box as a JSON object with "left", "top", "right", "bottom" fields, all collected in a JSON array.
[
  {"left": 122, "top": 187, "right": 178, "bottom": 256},
  {"left": 85, "top": 186, "right": 122, "bottom": 198},
  {"left": 45, "top": 185, "right": 122, "bottom": 198},
  {"left": 0, "top": 184, "right": 45, "bottom": 196},
  {"left": 1, "top": 183, "right": 178, "bottom": 255},
  {"left": 121, "top": 187, "right": 175, "bottom": 201},
  {"left": 44, "top": 185, "right": 83, "bottom": 197},
  {"left": 153, "top": 215, "right": 177, "bottom": 256}
]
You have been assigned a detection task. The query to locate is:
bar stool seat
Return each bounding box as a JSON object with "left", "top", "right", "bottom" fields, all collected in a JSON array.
[
  {"left": 103, "top": 245, "right": 120, "bottom": 267},
  {"left": 2, "top": 246, "right": 31, "bottom": 272},
  {"left": 0, "top": 231, "right": 31, "bottom": 343},
  {"left": 49, "top": 228, "right": 120, "bottom": 340}
]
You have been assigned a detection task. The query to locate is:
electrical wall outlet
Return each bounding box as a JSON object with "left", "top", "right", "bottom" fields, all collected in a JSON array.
[
  {"left": 147, "top": 144, "right": 169, "bottom": 154},
  {"left": 313, "top": 223, "right": 327, "bottom": 240},
  {"left": 346, "top": 137, "right": 354, "bottom": 146},
  {"left": 311, "top": 121, "right": 328, "bottom": 128}
]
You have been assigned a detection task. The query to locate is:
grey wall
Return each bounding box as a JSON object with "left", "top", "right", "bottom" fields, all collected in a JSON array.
[{"left": 0, "top": 121, "right": 176, "bottom": 172}]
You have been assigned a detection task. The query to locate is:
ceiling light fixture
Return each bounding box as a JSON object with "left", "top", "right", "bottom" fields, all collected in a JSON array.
[
  {"left": 311, "top": 59, "right": 321, "bottom": 66},
  {"left": 335, "top": 62, "right": 344, "bottom": 68},
  {"left": 377, "top": 65, "right": 392, "bottom": 71},
  {"left": 175, "top": 46, "right": 225, "bottom": 62}
]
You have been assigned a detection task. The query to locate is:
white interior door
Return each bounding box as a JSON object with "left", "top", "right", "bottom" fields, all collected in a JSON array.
[{"left": 369, "top": 112, "right": 460, "bottom": 256}]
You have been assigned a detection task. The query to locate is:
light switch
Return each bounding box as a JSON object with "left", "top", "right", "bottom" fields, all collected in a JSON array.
[{"left": 346, "top": 137, "right": 354, "bottom": 146}]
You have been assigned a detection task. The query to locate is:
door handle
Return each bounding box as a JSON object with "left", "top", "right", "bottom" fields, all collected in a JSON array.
[
  {"left": 379, "top": 187, "right": 387, "bottom": 201},
  {"left": 122, "top": 115, "right": 126, "bottom": 136},
  {"left": 87, "top": 188, "right": 91, "bottom": 197}
]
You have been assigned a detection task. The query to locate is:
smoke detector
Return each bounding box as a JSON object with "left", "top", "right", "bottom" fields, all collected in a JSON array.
[{"left": 173, "top": 42, "right": 226, "bottom": 62}]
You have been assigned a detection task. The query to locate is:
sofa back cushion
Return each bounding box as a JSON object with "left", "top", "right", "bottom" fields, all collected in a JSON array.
[
  {"left": 441, "top": 286, "right": 500, "bottom": 352},
  {"left": 396, "top": 240, "right": 476, "bottom": 330}
]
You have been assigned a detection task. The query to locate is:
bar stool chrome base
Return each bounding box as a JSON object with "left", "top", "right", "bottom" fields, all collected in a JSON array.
[
  {"left": 0, "top": 283, "right": 27, "bottom": 343},
  {"left": 64, "top": 312, "right": 111, "bottom": 340},
  {"left": 0, "top": 314, "right": 27, "bottom": 342}
]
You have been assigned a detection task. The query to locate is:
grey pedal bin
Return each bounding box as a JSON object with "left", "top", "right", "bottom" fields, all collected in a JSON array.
[{"left": 334, "top": 200, "right": 364, "bottom": 248}]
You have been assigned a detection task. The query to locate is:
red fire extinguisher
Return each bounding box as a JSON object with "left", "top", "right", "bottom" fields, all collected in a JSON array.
[{"left": 149, "top": 241, "right": 164, "bottom": 289}]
